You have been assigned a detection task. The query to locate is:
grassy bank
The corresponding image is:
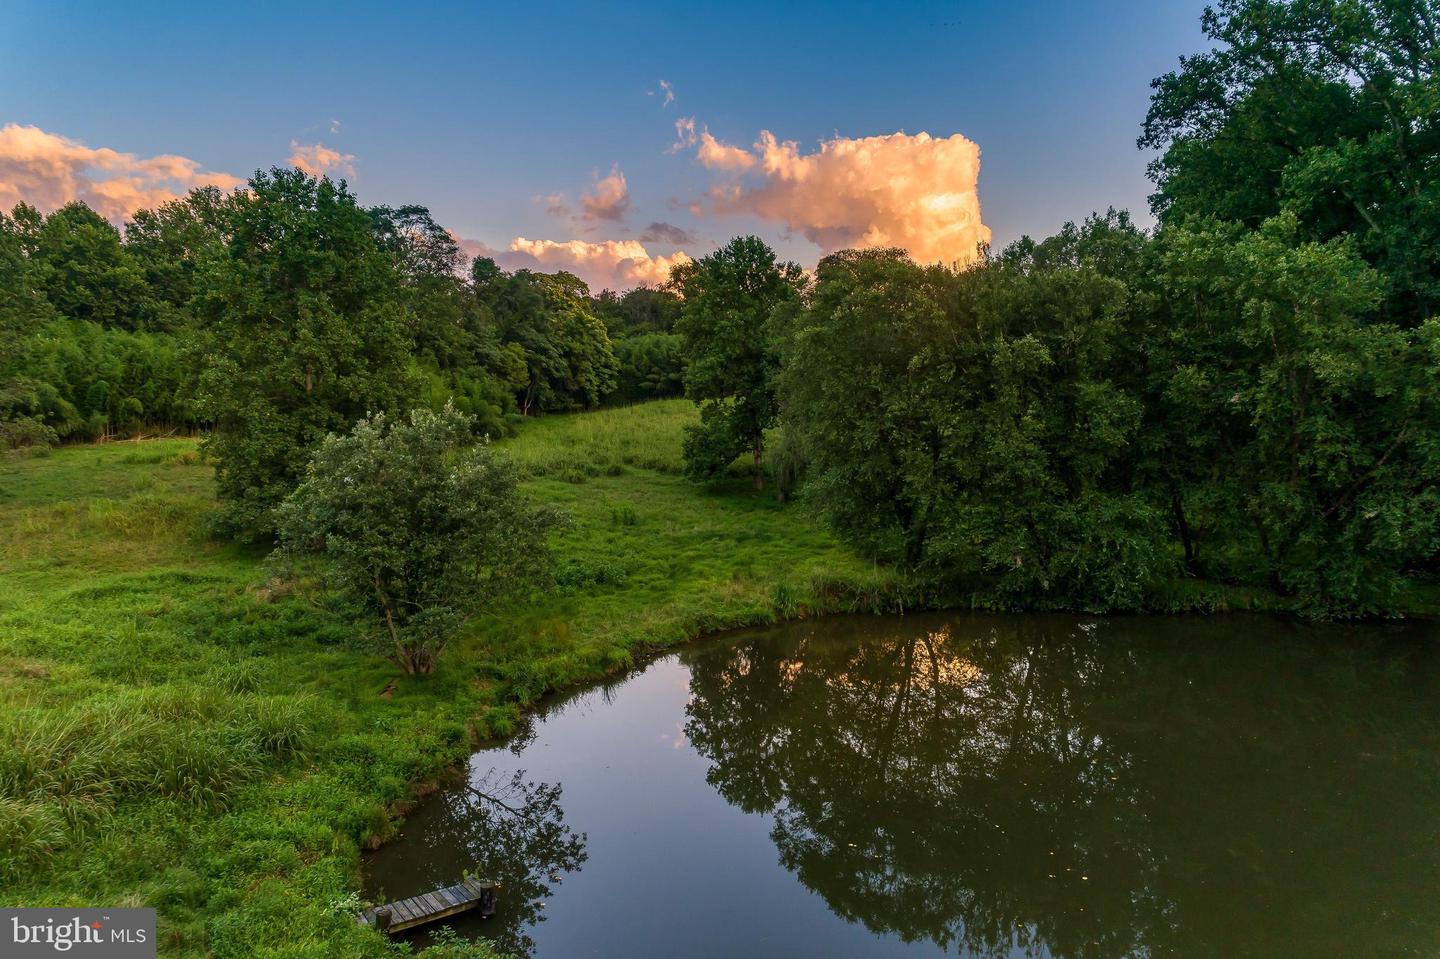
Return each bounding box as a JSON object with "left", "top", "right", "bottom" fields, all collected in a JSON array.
[{"left": 0, "top": 399, "right": 897, "bottom": 957}]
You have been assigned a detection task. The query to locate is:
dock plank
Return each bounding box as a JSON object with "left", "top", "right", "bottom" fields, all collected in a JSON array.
[{"left": 359, "top": 878, "right": 498, "bottom": 934}]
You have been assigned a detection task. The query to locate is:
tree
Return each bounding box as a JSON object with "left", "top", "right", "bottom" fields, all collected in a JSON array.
[
  {"left": 274, "top": 405, "right": 562, "bottom": 674},
  {"left": 476, "top": 264, "right": 618, "bottom": 414},
  {"left": 368, "top": 204, "right": 464, "bottom": 281},
  {"left": 30, "top": 202, "right": 155, "bottom": 330},
  {"left": 1140, "top": 0, "right": 1440, "bottom": 323},
  {"left": 672, "top": 235, "right": 804, "bottom": 490},
  {"left": 1150, "top": 213, "right": 1439, "bottom": 611},
  {"left": 781, "top": 231, "right": 1167, "bottom": 607},
  {"left": 124, "top": 186, "right": 236, "bottom": 330},
  {"left": 610, "top": 332, "right": 684, "bottom": 403},
  {"left": 0, "top": 204, "right": 58, "bottom": 447},
  {"left": 592, "top": 285, "right": 683, "bottom": 338},
  {"left": 191, "top": 168, "right": 414, "bottom": 537}
]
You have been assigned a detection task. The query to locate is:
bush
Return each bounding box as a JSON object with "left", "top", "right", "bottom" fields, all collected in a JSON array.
[{"left": 274, "top": 404, "right": 564, "bottom": 673}]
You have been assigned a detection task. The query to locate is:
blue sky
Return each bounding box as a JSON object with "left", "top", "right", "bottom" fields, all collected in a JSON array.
[{"left": 0, "top": 0, "right": 1211, "bottom": 287}]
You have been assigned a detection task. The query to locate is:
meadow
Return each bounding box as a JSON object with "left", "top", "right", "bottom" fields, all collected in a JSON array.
[{"left": 0, "top": 399, "right": 898, "bottom": 957}]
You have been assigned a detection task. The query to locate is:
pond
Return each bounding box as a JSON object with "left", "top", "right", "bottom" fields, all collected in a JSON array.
[{"left": 364, "top": 612, "right": 1440, "bottom": 958}]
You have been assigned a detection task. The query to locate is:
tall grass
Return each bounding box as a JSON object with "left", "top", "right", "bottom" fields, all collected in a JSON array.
[
  {"left": 0, "top": 401, "right": 895, "bottom": 956},
  {"left": 0, "top": 688, "right": 314, "bottom": 880},
  {"left": 502, "top": 399, "right": 696, "bottom": 478}
]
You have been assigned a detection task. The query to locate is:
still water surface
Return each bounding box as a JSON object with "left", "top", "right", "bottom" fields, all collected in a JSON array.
[{"left": 365, "top": 613, "right": 1440, "bottom": 958}]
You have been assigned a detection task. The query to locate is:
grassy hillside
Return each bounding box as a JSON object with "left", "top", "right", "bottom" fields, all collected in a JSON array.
[{"left": 0, "top": 400, "right": 896, "bottom": 957}]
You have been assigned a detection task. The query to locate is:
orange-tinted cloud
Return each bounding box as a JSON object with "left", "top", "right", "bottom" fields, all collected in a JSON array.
[
  {"left": 691, "top": 129, "right": 991, "bottom": 266},
  {"left": 288, "top": 141, "right": 356, "bottom": 178},
  {"left": 506, "top": 237, "right": 690, "bottom": 290},
  {"left": 580, "top": 165, "right": 632, "bottom": 222},
  {"left": 0, "top": 123, "right": 243, "bottom": 223},
  {"left": 670, "top": 117, "right": 755, "bottom": 172}
]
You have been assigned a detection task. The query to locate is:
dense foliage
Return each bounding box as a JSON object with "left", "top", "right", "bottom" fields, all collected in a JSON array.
[
  {"left": 1, "top": 0, "right": 1435, "bottom": 619},
  {"left": 672, "top": 236, "right": 805, "bottom": 489},
  {"left": 275, "top": 405, "right": 561, "bottom": 673},
  {"left": 780, "top": 212, "right": 1438, "bottom": 614},
  {"left": 1140, "top": 0, "right": 1440, "bottom": 324},
  {"left": 189, "top": 170, "right": 415, "bottom": 536}
]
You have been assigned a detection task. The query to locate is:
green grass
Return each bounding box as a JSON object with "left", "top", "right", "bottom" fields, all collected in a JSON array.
[{"left": 0, "top": 402, "right": 895, "bottom": 957}]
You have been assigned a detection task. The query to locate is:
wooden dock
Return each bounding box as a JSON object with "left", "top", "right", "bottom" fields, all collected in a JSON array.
[{"left": 359, "top": 878, "right": 497, "bottom": 933}]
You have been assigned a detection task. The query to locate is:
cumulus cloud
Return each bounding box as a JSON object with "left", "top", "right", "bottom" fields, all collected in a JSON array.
[
  {"left": 288, "top": 140, "right": 356, "bottom": 177},
  {"left": 687, "top": 128, "right": 991, "bottom": 266},
  {"left": 639, "top": 221, "right": 696, "bottom": 245},
  {"left": 453, "top": 234, "right": 688, "bottom": 290},
  {"left": 0, "top": 123, "right": 244, "bottom": 223},
  {"left": 497, "top": 237, "right": 689, "bottom": 290},
  {"left": 672, "top": 117, "right": 755, "bottom": 172},
  {"left": 696, "top": 132, "right": 757, "bottom": 172},
  {"left": 580, "top": 165, "right": 632, "bottom": 222},
  {"left": 669, "top": 117, "right": 756, "bottom": 172}
]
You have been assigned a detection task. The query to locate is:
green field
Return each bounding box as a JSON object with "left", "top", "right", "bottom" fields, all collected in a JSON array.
[{"left": 0, "top": 400, "right": 896, "bottom": 957}]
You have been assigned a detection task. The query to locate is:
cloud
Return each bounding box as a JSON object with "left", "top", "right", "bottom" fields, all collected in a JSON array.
[
  {"left": 689, "top": 129, "right": 992, "bottom": 266},
  {"left": 639, "top": 221, "right": 696, "bottom": 245},
  {"left": 505, "top": 237, "right": 690, "bottom": 290},
  {"left": 580, "top": 165, "right": 632, "bottom": 222},
  {"left": 648, "top": 80, "right": 675, "bottom": 107},
  {"left": 454, "top": 234, "right": 688, "bottom": 290},
  {"left": 288, "top": 140, "right": 356, "bottom": 178},
  {"left": 537, "top": 192, "right": 572, "bottom": 217},
  {"left": 669, "top": 117, "right": 697, "bottom": 153},
  {"left": 329, "top": 119, "right": 342, "bottom": 134},
  {"left": 669, "top": 117, "right": 755, "bottom": 172},
  {"left": 696, "top": 131, "right": 756, "bottom": 172},
  {"left": 0, "top": 123, "right": 244, "bottom": 223}
]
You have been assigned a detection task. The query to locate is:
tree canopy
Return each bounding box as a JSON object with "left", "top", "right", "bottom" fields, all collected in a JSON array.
[{"left": 672, "top": 235, "right": 805, "bottom": 490}]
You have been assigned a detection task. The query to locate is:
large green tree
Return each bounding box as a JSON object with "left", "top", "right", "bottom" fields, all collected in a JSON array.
[
  {"left": 1141, "top": 0, "right": 1440, "bottom": 322},
  {"left": 191, "top": 168, "right": 413, "bottom": 537},
  {"left": 29, "top": 202, "right": 155, "bottom": 331},
  {"left": 1147, "top": 214, "right": 1440, "bottom": 612},
  {"left": 474, "top": 263, "right": 617, "bottom": 414},
  {"left": 672, "top": 235, "right": 804, "bottom": 490},
  {"left": 782, "top": 230, "right": 1167, "bottom": 607},
  {"left": 124, "top": 186, "right": 236, "bottom": 331}
]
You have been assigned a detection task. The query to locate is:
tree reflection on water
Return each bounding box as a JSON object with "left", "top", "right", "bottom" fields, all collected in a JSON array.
[
  {"left": 387, "top": 766, "right": 587, "bottom": 957},
  {"left": 681, "top": 615, "right": 1440, "bottom": 958}
]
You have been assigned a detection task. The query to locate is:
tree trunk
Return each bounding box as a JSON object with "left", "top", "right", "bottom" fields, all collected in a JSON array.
[
  {"left": 751, "top": 430, "right": 764, "bottom": 492},
  {"left": 1172, "top": 490, "right": 1200, "bottom": 577}
]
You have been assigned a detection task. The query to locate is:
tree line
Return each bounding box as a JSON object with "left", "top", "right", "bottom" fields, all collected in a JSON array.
[
  {"left": 2, "top": 0, "right": 1435, "bottom": 651},
  {"left": 0, "top": 173, "right": 686, "bottom": 453},
  {"left": 673, "top": 0, "right": 1439, "bottom": 616}
]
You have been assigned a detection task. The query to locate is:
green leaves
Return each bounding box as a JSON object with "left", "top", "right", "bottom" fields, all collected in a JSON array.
[
  {"left": 274, "top": 404, "right": 563, "bottom": 674},
  {"left": 673, "top": 235, "right": 805, "bottom": 490},
  {"left": 190, "top": 168, "right": 416, "bottom": 538},
  {"left": 1143, "top": 0, "right": 1440, "bottom": 323}
]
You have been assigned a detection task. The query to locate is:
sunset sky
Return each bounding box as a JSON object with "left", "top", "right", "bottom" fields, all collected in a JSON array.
[{"left": 0, "top": 0, "right": 1209, "bottom": 290}]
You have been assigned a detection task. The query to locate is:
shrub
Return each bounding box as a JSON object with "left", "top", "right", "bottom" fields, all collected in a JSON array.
[{"left": 274, "top": 404, "right": 564, "bottom": 673}]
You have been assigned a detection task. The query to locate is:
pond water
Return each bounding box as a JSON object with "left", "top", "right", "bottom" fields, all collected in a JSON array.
[{"left": 364, "top": 613, "right": 1440, "bottom": 958}]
